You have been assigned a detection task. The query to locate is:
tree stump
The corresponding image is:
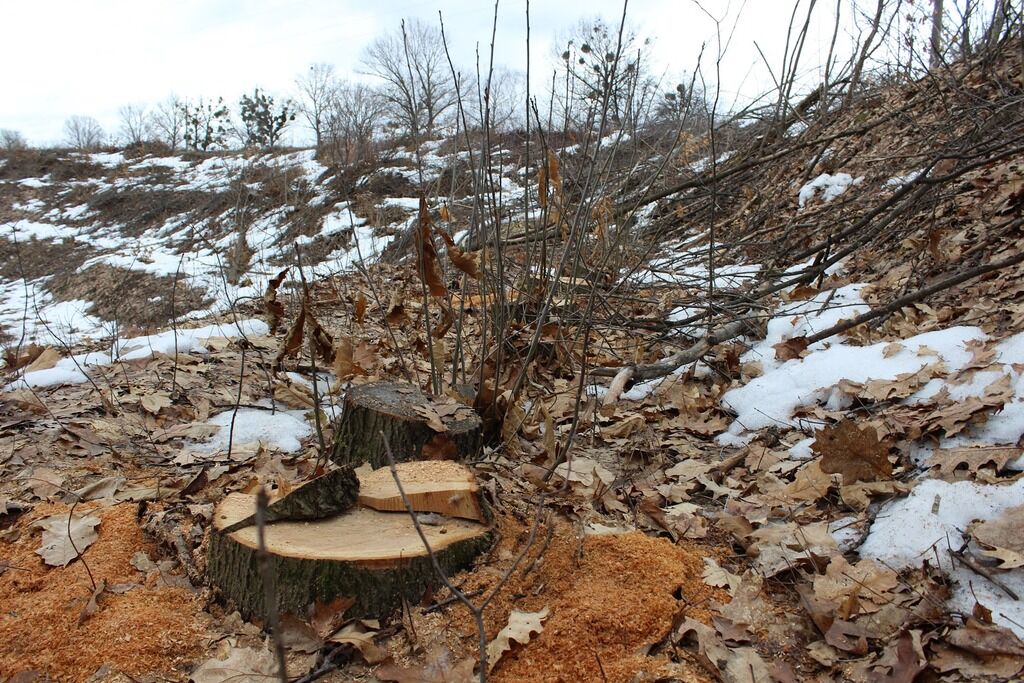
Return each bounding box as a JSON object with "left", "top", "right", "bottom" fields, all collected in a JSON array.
[
  {"left": 332, "top": 382, "right": 483, "bottom": 468},
  {"left": 207, "top": 461, "right": 492, "bottom": 620}
]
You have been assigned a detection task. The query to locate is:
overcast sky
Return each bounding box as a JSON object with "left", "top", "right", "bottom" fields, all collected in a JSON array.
[{"left": 2, "top": 1, "right": 934, "bottom": 146}]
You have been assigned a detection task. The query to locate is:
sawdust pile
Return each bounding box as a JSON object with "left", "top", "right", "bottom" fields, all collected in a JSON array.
[
  {"left": 0, "top": 502, "right": 205, "bottom": 680},
  {"left": 446, "top": 521, "right": 728, "bottom": 683}
]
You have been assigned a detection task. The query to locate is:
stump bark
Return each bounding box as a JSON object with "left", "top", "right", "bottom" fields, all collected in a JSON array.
[
  {"left": 332, "top": 382, "right": 483, "bottom": 468},
  {"left": 207, "top": 461, "right": 492, "bottom": 620}
]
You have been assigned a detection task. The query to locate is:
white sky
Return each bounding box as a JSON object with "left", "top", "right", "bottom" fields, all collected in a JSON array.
[{"left": 1, "top": 1, "right": 946, "bottom": 146}]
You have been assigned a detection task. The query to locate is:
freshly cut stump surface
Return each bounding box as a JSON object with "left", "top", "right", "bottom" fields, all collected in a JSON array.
[
  {"left": 332, "top": 381, "right": 483, "bottom": 468},
  {"left": 207, "top": 462, "right": 492, "bottom": 620},
  {"left": 358, "top": 460, "right": 487, "bottom": 523}
]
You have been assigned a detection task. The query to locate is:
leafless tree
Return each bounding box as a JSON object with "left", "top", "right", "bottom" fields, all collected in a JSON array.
[
  {"left": 361, "top": 18, "right": 456, "bottom": 137},
  {"left": 325, "top": 81, "right": 384, "bottom": 164},
  {"left": 466, "top": 67, "right": 527, "bottom": 133},
  {"left": 0, "top": 129, "right": 28, "bottom": 152},
  {"left": 557, "top": 17, "right": 654, "bottom": 130},
  {"left": 118, "top": 104, "right": 152, "bottom": 147},
  {"left": 152, "top": 95, "right": 185, "bottom": 151},
  {"left": 653, "top": 76, "right": 709, "bottom": 134},
  {"left": 931, "top": 0, "right": 945, "bottom": 66},
  {"left": 63, "top": 115, "right": 105, "bottom": 151},
  {"left": 296, "top": 63, "right": 338, "bottom": 151}
]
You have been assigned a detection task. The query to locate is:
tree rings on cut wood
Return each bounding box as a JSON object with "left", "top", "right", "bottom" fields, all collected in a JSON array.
[
  {"left": 207, "top": 462, "right": 492, "bottom": 620},
  {"left": 358, "top": 460, "right": 488, "bottom": 523},
  {"left": 331, "top": 381, "right": 482, "bottom": 468}
]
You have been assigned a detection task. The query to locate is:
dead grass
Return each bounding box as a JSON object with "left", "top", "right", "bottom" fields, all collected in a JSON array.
[{"left": 46, "top": 263, "right": 211, "bottom": 335}]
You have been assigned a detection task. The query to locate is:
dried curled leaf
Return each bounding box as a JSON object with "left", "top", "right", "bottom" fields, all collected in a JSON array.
[
  {"left": 487, "top": 607, "right": 550, "bottom": 671},
  {"left": 970, "top": 504, "right": 1024, "bottom": 568},
  {"left": 264, "top": 267, "right": 289, "bottom": 334},
  {"left": 274, "top": 298, "right": 307, "bottom": 370},
  {"left": 190, "top": 646, "right": 278, "bottom": 683},
  {"left": 417, "top": 196, "right": 447, "bottom": 297},
  {"left": 434, "top": 226, "right": 481, "bottom": 279}
]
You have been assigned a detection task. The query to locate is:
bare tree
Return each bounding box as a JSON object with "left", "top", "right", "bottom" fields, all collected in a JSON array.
[
  {"left": 557, "top": 17, "right": 653, "bottom": 129},
  {"left": 467, "top": 67, "right": 527, "bottom": 133},
  {"left": 931, "top": 0, "right": 945, "bottom": 66},
  {"left": 653, "top": 77, "right": 709, "bottom": 133},
  {"left": 151, "top": 95, "right": 185, "bottom": 151},
  {"left": 0, "top": 129, "right": 28, "bottom": 152},
  {"left": 118, "top": 104, "right": 152, "bottom": 147},
  {"left": 361, "top": 18, "right": 456, "bottom": 137},
  {"left": 63, "top": 115, "right": 105, "bottom": 151},
  {"left": 296, "top": 63, "right": 338, "bottom": 151},
  {"left": 326, "top": 81, "right": 384, "bottom": 164}
]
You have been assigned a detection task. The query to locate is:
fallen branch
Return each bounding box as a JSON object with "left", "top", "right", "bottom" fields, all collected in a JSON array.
[
  {"left": 802, "top": 241, "right": 1024, "bottom": 346},
  {"left": 590, "top": 318, "right": 755, "bottom": 380},
  {"left": 948, "top": 548, "right": 1020, "bottom": 601}
]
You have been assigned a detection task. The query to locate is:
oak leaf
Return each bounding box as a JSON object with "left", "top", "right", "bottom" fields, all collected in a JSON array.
[{"left": 813, "top": 421, "right": 892, "bottom": 484}]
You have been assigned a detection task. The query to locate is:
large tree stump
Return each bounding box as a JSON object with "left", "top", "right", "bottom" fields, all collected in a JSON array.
[
  {"left": 332, "top": 382, "right": 483, "bottom": 468},
  {"left": 207, "top": 461, "right": 492, "bottom": 620}
]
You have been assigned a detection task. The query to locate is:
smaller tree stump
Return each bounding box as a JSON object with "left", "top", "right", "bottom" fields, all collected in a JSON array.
[{"left": 332, "top": 382, "right": 483, "bottom": 468}]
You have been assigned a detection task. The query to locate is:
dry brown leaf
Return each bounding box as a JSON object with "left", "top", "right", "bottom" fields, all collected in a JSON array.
[
  {"left": 874, "top": 629, "right": 927, "bottom": 682},
  {"left": 354, "top": 290, "right": 367, "bottom": 324},
  {"left": 305, "top": 310, "right": 335, "bottom": 364},
  {"left": 77, "top": 579, "right": 106, "bottom": 626},
  {"left": 376, "top": 645, "right": 475, "bottom": 683},
  {"left": 334, "top": 338, "right": 376, "bottom": 379},
  {"left": 274, "top": 298, "right": 307, "bottom": 370},
  {"left": 970, "top": 504, "right": 1024, "bottom": 568},
  {"left": 773, "top": 337, "right": 809, "bottom": 361},
  {"left": 946, "top": 619, "right": 1024, "bottom": 658},
  {"left": 434, "top": 225, "right": 481, "bottom": 279},
  {"left": 34, "top": 513, "right": 100, "bottom": 567},
  {"left": 140, "top": 392, "right": 172, "bottom": 414},
  {"left": 486, "top": 607, "right": 549, "bottom": 671},
  {"left": 264, "top": 267, "right": 289, "bottom": 334},
  {"left": 813, "top": 421, "right": 892, "bottom": 484},
  {"left": 928, "top": 445, "right": 1021, "bottom": 480},
  {"left": 28, "top": 467, "right": 64, "bottom": 499},
  {"left": 328, "top": 620, "right": 386, "bottom": 664},
  {"left": 417, "top": 196, "right": 447, "bottom": 297},
  {"left": 413, "top": 403, "right": 447, "bottom": 432},
  {"left": 702, "top": 557, "right": 742, "bottom": 594},
  {"left": 190, "top": 646, "right": 279, "bottom": 683},
  {"left": 25, "top": 347, "right": 62, "bottom": 372},
  {"left": 603, "top": 413, "right": 645, "bottom": 438}
]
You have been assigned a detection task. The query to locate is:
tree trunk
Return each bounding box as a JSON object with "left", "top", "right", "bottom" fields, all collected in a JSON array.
[
  {"left": 207, "top": 461, "right": 493, "bottom": 620},
  {"left": 931, "top": 0, "right": 945, "bottom": 67},
  {"left": 332, "top": 382, "right": 483, "bottom": 468}
]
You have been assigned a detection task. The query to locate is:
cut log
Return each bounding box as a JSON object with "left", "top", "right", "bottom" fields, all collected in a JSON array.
[
  {"left": 207, "top": 461, "right": 492, "bottom": 620},
  {"left": 332, "top": 382, "right": 483, "bottom": 468},
  {"left": 358, "top": 461, "right": 487, "bottom": 523}
]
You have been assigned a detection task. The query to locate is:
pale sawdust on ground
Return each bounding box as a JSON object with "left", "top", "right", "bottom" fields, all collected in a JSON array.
[
  {"left": 0, "top": 501, "right": 206, "bottom": 681},
  {"left": 404, "top": 513, "right": 729, "bottom": 683}
]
